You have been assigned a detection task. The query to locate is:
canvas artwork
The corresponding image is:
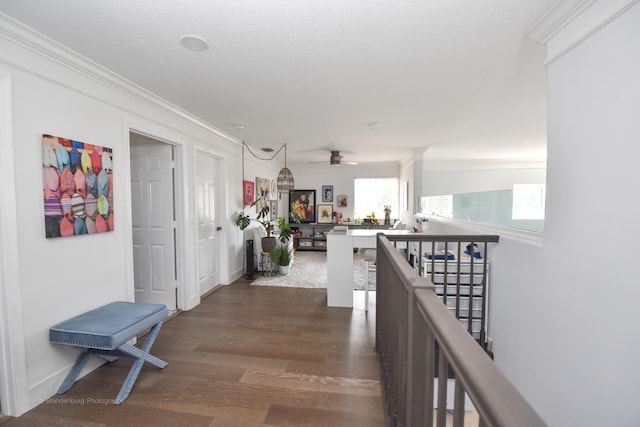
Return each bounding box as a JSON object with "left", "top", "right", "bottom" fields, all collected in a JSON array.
[
  {"left": 255, "top": 177, "right": 271, "bottom": 213},
  {"left": 42, "top": 134, "right": 114, "bottom": 238},
  {"left": 337, "top": 195, "right": 348, "bottom": 207}
]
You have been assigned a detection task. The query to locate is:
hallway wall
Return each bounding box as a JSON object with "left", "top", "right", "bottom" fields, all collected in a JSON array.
[{"left": 0, "top": 16, "right": 245, "bottom": 415}]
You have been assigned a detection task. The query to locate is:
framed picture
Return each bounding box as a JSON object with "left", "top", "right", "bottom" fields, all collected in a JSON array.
[
  {"left": 337, "top": 195, "right": 347, "bottom": 207},
  {"left": 321, "top": 185, "right": 333, "bottom": 202},
  {"left": 255, "top": 176, "right": 270, "bottom": 213},
  {"left": 269, "top": 199, "right": 278, "bottom": 220},
  {"left": 317, "top": 204, "right": 333, "bottom": 224},
  {"left": 243, "top": 180, "right": 254, "bottom": 206},
  {"left": 290, "top": 189, "right": 315, "bottom": 223}
]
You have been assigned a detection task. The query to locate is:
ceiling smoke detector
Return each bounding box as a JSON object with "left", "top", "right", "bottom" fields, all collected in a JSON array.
[{"left": 179, "top": 35, "right": 209, "bottom": 52}]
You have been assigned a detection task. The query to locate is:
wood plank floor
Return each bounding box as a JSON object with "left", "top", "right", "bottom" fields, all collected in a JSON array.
[{"left": 1, "top": 280, "right": 384, "bottom": 426}]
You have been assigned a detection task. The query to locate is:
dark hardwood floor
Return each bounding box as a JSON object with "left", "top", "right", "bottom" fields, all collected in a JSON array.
[{"left": 1, "top": 280, "right": 384, "bottom": 426}]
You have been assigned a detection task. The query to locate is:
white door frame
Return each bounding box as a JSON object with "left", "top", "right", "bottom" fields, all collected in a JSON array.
[
  {"left": 130, "top": 137, "right": 178, "bottom": 308},
  {"left": 0, "top": 70, "right": 29, "bottom": 417},
  {"left": 127, "top": 129, "right": 188, "bottom": 309}
]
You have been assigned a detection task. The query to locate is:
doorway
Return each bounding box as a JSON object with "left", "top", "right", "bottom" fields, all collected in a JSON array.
[{"left": 129, "top": 131, "right": 178, "bottom": 309}]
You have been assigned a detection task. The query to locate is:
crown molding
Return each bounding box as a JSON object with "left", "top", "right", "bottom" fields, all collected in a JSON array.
[
  {"left": 527, "top": 0, "right": 596, "bottom": 43},
  {"left": 424, "top": 158, "right": 546, "bottom": 171},
  {"left": 527, "top": 0, "right": 640, "bottom": 65},
  {"left": 0, "top": 13, "right": 239, "bottom": 145}
]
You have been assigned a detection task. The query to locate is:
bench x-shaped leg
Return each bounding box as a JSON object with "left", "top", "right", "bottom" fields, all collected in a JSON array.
[
  {"left": 113, "top": 320, "right": 166, "bottom": 404},
  {"left": 56, "top": 320, "right": 167, "bottom": 404}
]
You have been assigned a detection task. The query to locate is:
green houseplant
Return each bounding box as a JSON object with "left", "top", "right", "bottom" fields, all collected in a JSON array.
[
  {"left": 269, "top": 245, "right": 292, "bottom": 275},
  {"left": 363, "top": 212, "right": 378, "bottom": 229},
  {"left": 235, "top": 198, "right": 293, "bottom": 251}
]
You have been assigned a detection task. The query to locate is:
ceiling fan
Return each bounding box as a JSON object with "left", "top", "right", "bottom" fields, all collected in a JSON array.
[{"left": 308, "top": 150, "right": 359, "bottom": 166}]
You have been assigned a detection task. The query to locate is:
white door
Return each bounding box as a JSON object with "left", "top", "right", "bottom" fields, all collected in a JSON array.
[
  {"left": 196, "top": 151, "right": 220, "bottom": 295},
  {"left": 130, "top": 141, "right": 177, "bottom": 309}
]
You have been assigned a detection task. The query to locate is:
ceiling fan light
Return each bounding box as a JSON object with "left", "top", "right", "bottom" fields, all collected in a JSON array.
[{"left": 277, "top": 167, "right": 295, "bottom": 193}]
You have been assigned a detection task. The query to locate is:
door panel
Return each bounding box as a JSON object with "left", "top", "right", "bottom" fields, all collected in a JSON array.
[
  {"left": 130, "top": 142, "right": 177, "bottom": 308},
  {"left": 196, "top": 152, "right": 220, "bottom": 295}
]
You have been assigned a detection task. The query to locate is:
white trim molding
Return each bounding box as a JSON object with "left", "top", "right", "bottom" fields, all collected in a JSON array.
[
  {"left": 0, "top": 12, "right": 239, "bottom": 146},
  {"left": 0, "top": 72, "right": 29, "bottom": 416},
  {"left": 528, "top": 0, "right": 640, "bottom": 64}
]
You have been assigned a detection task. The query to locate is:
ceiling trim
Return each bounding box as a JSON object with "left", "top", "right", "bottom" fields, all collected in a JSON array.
[
  {"left": 527, "top": 0, "right": 640, "bottom": 65},
  {"left": 424, "top": 158, "right": 546, "bottom": 171},
  {"left": 0, "top": 12, "right": 239, "bottom": 145}
]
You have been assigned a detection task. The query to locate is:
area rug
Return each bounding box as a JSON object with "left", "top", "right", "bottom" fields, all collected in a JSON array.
[{"left": 251, "top": 251, "right": 372, "bottom": 290}]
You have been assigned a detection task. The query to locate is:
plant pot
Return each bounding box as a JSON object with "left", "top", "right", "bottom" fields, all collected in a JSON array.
[
  {"left": 261, "top": 236, "right": 277, "bottom": 252},
  {"left": 279, "top": 265, "right": 290, "bottom": 275}
]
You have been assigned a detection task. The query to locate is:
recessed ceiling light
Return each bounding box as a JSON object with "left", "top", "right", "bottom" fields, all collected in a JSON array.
[
  {"left": 234, "top": 123, "right": 246, "bottom": 130},
  {"left": 368, "top": 122, "right": 380, "bottom": 130},
  {"left": 261, "top": 147, "right": 274, "bottom": 153},
  {"left": 179, "top": 35, "right": 209, "bottom": 52}
]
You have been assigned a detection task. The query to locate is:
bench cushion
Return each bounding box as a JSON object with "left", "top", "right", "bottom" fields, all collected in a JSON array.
[{"left": 50, "top": 301, "right": 167, "bottom": 350}]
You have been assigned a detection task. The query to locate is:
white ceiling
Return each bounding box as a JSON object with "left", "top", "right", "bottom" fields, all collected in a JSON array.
[{"left": 0, "top": 0, "right": 555, "bottom": 165}]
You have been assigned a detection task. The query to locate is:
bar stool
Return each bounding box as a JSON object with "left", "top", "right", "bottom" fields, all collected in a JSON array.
[{"left": 363, "top": 249, "right": 377, "bottom": 312}]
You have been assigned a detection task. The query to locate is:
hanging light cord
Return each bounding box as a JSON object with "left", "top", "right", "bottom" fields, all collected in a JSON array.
[
  {"left": 241, "top": 141, "right": 290, "bottom": 208},
  {"left": 242, "top": 141, "right": 287, "bottom": 162}
]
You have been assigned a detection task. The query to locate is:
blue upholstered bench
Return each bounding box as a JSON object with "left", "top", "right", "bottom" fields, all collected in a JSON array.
[{"left": 50, "top": 301, "right": 168, "bottom": 404}]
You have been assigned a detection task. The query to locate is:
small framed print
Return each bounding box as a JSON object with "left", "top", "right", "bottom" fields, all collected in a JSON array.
[
  {"left": 269, "top": 199, "right": 278, "bottom": 219},
  {"left": 322, "top": 185, "right": 333, "bottom": 202},
  {"left": 337, "top": 195, "right": 347, "bottom": 207},
  {"left": 317, "top": 204, "right": 333, "bottom": 224},
  {"left": 243, "top": 180, "right": 255, "bottom": 206}
]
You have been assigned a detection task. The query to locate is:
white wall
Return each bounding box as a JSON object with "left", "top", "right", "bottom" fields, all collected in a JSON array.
[
  {"left": 422, "top": 165, "right": 546, "bottom": 196},
  {"left": 399, "top": 152, "right": 416, "bottom": 226},
  {"left": 289, "top": 161, "right": 401, "bottom": 222},
  {"left": 0, "top": 16, "right": 248, "bottom": 415},
  {"left": 428, "top": 4, "right": 640, "bottom": 426}
]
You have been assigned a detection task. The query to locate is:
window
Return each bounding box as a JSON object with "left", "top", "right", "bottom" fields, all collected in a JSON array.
[
  {"left": 512, "top": 184, "right": 546, "bottom": 220},
  {"left": 421, "top": 194, "right": 453, "bottom": 218},
  {"left": 354, "top": 177, "right": 399, "bottom": 219},
  {"left": 421, "top": 185, "right": 546, "bottom": 232}
]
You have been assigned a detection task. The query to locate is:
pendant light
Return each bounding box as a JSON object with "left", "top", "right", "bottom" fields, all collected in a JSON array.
[{"left": 276, "top": 143, "right": 295, "bottom": 196}]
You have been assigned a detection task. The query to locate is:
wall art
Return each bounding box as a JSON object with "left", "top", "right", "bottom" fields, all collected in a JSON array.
[
  {"left": 255, "top": 176, "right": 271, "bottom": 213},
  {"left": 322, "top": 185, "right": 333, "bottom": 202},
  {"left": 243, "top": 180, "right": 255, "bottom": 206},
  {"left": 289, "top": 189, "right": 315, "bottom": 223},
  {"left": 317, "top": 204, "right": 333, "bottom": 224},
  {"left": 42, "top": 134, "right": 113, "bottom": 238}
]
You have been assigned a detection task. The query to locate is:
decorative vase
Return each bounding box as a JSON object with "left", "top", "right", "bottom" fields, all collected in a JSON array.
[{"left": 384, "top": 212, "right": 390, "bottom": 225}]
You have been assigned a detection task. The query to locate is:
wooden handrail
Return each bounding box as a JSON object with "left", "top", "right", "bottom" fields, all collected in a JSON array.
[{"left": 375, "top": 234, "right": 547, "bottom": 427}]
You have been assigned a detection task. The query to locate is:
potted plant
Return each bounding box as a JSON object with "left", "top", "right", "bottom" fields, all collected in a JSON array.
[
  {"left": 235, "top": 197, "right": 277, "bottom": 251},
  {"left": 363, "top": 212, "right": 378, "bottom": 229},
  {"left": 235, "top": 198, "right": 293, "bottom": 251},
  {"left": 384, "top": 205, "right": 392, "bottom": 225},
  {"left": 269, "top": 245, "right": 292, "bottom": 275}
]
